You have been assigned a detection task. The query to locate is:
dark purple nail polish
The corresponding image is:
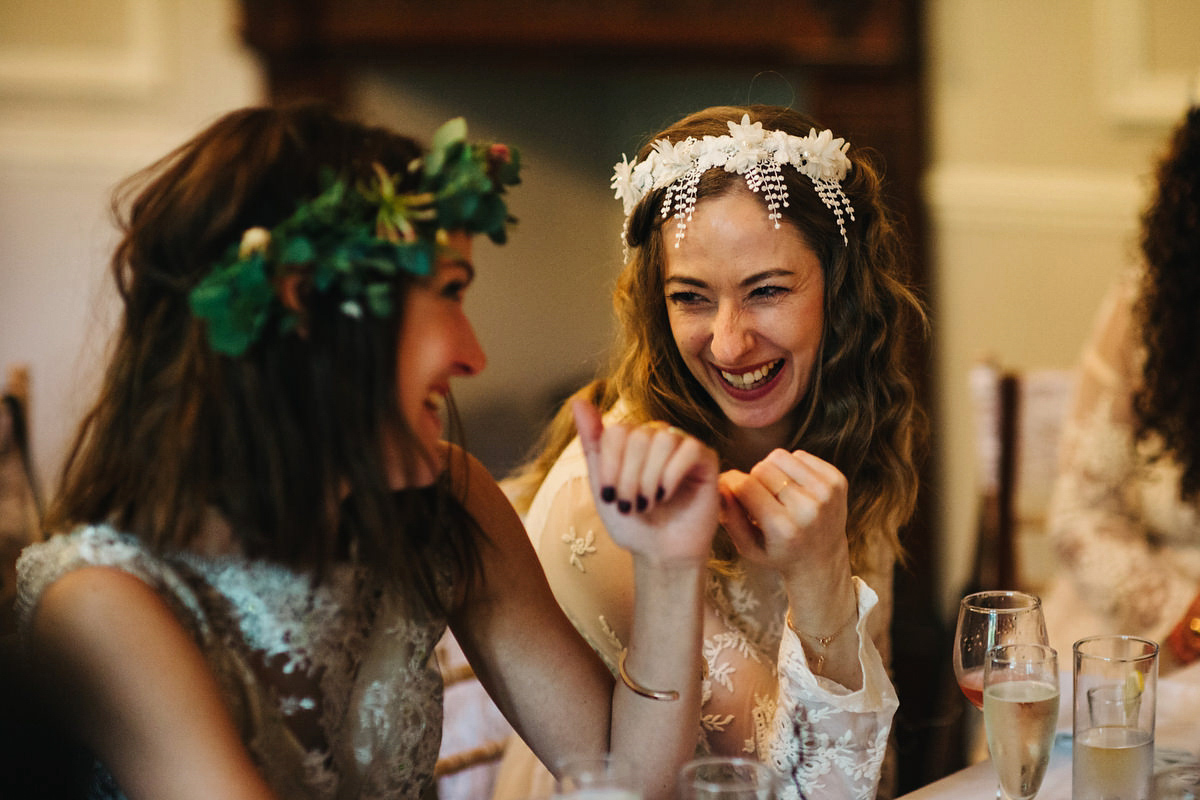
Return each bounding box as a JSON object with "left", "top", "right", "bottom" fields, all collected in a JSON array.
[
  {"left": 601, "top": 486, "right": 616, "bottom": 503},
  {"left": 636, "top": 495, "right": 648, "bottom": 512},
  {"left": 617, "top": 499, "right": 632, "bottom": 514},
  {"left": 655, "top": 486, "right": 665, "bottom": 502}
]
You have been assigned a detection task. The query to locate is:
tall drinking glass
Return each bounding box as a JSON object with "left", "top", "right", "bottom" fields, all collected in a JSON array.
[
  {"left": 954, "top": 590, "right": 1049, "bottom": 710},
  {"left": 1072, "top": 635, "right": 1157, "bottom": 800},
  {"left": 677, "top": 757, "right": 780, "bottom": 800},
  {"left": 983, "top": 643, "right": 1060, "bottom": 800}
]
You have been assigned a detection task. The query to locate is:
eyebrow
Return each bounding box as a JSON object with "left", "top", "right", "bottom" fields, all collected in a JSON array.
[{"left": 664, "top": 268, "right": 795, "bottom": 289}]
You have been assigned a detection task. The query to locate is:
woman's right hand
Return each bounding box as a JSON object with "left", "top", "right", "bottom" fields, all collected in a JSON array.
[
  {"left": 571, "top": 398, "right": 719, "bottom": 567},
  {"left": 717, "top": 448, "right": 852, "bottom": 588}
]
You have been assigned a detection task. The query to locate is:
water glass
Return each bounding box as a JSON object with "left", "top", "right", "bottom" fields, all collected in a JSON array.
[
  {"left": 1072, "top": 635, "right": 1158, "bottom": 800},
  {"left": 677, "top": 756, "right": 780, "bottom": 799},
  {"left": 554, "top": 754, "right": 640, "bottom": 799}
]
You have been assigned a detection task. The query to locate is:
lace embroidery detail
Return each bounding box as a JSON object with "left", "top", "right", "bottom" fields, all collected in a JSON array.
[
  {"left": 562, "top": 525, "right": 597, "bottom": 572},
  {"left": 16, "top": 524, "right": 449, "bottom": 800},
  {"left": 762, "top": 620, "right": 893, "bottom": 800},
  {"left": 751, "top": 691, "right": 776, "bottom": 759},
  {"left": 598, "top": 615, "right": 623, "bottom": 652},
  {"left": 701, "top": 712, "right": 735, "bottom": 732}
]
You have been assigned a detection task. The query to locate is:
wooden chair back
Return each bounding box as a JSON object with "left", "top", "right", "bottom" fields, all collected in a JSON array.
[{"left": 968, "top": 361, "right": 1077, "bottom": 594}]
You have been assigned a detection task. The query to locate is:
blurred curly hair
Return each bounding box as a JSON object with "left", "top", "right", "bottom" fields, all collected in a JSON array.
[{"left": 1134, "top": 107, "right": 1200, "bottom": 500}]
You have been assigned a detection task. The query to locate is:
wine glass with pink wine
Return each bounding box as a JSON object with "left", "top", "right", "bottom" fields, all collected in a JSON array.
[
  {"left": 954, "top": 590, "right": 1048, "bottom": 711},
  {"left": 954, "top": 590, "right": 1050, "bottom": 799}
]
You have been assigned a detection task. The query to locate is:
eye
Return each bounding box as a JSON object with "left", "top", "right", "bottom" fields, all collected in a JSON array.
[
  {"left": 666, "top": 290, "right": 709, "bottom": 307},
  {"left": 748, "top": 285, "right": 789, "bottom": 301},
  {"left": 440, "top": 279, "right": 470, "bottom": 302}
]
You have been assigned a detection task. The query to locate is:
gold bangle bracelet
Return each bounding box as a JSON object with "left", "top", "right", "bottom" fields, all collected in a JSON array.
[{"left": 617, "top": 648, "right": 680, "bottom": 701}]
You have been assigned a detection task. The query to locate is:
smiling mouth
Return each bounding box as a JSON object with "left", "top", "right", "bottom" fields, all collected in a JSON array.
[
  {"left": 424, "top": 390, "right": 446, "bottom": 416},
  {"left": 719, "top": 359, "right": 784, "bottom": 391}
]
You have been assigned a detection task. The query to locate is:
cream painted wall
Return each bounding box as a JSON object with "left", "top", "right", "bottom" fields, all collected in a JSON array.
[
  {"left": 0, "top": 0, "right": 263, "bottom": 492},
  {"left": 925, "top": 0, "right": 1198, "bottom": 616}
]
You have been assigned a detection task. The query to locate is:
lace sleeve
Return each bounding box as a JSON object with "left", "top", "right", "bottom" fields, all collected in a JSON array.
[
  {"left": 762, "top": 582, "right": 898, "bottom": 800},
  {"left": 526, "top": 442, "right": 898, "bottom": 800},
  {"left": 1048, "top": 280, "right": 1200, "bottom": 642},
  {"left": 15, "top": 525, "right": 209, "bottom": 644}
]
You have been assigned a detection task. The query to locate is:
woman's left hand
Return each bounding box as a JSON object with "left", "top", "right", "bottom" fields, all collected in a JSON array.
[{"left": 718, "top": 448, "right": 851, "bottom": 586}]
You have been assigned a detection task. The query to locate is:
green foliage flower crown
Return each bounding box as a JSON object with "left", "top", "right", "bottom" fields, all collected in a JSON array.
[{"left": 189, "top": 118, "right": 521, "bottom": 356}]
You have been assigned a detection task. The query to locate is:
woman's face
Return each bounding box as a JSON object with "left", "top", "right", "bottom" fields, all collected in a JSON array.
[
  {"left": 663, "top": 189, "right": 824, "bottom": 442},
  {"left": 394, "top": 231, "right": 487, "bottom": 486}
]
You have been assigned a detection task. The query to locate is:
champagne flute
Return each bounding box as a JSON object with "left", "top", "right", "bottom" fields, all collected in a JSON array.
[
  {"left": 983, "top": 643, "right": 1060, "bottom": 800},
  {"left": 953, "top": 590, "right": 1048, "bottom": 710}
]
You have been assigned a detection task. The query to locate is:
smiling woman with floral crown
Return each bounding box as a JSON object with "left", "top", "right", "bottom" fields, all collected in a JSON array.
[
  {"left": 495, "top": 105, "right": 927, "bottom": 800},
  {"left": 11, "top": 103, "right": 723, "bottom": 800}
]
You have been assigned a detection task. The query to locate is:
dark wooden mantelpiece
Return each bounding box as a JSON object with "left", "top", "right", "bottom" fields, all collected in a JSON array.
[{"left": 241, "top": 0, "right": 915, "bottom": 87}]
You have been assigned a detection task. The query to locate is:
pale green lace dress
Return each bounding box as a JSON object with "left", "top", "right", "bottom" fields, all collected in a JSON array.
[{"left": 16, "top": 524, "right": 450, "bottom": 799}]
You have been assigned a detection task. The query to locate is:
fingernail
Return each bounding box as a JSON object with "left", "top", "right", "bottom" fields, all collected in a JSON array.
[
  {"left": 601, "top": 486, "right": 616, "bottom": 503},
  {"left": 655, "top": 486, "right": 665, "bottom": 502},
  {"left": 617, "top": 499, "right": 632, "bottom": 514},
  {"left": 636, "top": 495, "right": 648, "bottom": 512}
]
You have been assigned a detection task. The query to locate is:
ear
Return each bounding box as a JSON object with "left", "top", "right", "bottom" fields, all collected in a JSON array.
[{"left": 277, "top": 271, "right": 310, "bottom": 337}]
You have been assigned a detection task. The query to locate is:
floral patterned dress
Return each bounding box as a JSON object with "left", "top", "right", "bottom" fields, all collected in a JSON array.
[
  {"left": 493, "top": 407, "right": 899, "bottom": 800},
  {"left": 16, "top": 524, "right": 450, "bottom": 799},
  {"left": 1044, "top": 278, "right": 1200, "bottom": 663}
]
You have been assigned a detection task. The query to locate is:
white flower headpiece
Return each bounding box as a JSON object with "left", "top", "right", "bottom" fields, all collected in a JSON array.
[{"left": 610, "top": 114, "right": 855, "bottom": 248}]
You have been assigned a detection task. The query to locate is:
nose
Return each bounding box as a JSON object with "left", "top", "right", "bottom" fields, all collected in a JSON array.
[
  {"left": 708, "top": 301, "right": 754, "bottom": 364},
  {"left": 454, "top": 316, "right": 487, "bottom": 377}
]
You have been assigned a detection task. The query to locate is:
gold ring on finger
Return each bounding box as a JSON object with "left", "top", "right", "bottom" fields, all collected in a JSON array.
[{"left": 774, "top": 479, "right": 791, "bottom": 500}]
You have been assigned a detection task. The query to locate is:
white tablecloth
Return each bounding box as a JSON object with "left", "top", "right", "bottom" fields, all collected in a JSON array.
[{"left": 899, "top": 660, "right": 1200, "bottom": 800}]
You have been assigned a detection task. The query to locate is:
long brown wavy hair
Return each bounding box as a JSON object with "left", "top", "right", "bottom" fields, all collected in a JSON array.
[
  {"left": 510, "top": 105, "right": 927, "bottom": 574},
  {"left": 1133, "top": 106, "right": 1200, "bottom": 501},
  {"left": 45, "top": 103, "right": 484, "bottom": 616}
]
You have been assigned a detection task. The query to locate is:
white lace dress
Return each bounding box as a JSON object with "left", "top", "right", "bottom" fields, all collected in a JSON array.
[
  {"left": 493, "top": 425, "right": 899, "bottom": 800},
  {"left": 1044, "top": 279, "right": 1200, "bottom": 663},
  {"left": 16, "top": 524, "right": 450, "bottom": 799}
]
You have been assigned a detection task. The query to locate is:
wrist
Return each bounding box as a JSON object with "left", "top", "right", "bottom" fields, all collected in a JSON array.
[{"left": 784, "top": 571, "right": 858, "bottom": 633}]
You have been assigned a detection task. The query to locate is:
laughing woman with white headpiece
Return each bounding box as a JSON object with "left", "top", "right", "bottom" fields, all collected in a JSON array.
[{"left": 494, "top": 105, "right": 926, "bottom": 800}]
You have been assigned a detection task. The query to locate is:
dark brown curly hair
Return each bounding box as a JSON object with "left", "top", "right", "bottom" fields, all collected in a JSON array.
[
  {"left": 1133, "top": 107, "right": 1200, "bottom": 501},
  {"left": 510, "top": 105, "right": 927, "bottom": 574}
]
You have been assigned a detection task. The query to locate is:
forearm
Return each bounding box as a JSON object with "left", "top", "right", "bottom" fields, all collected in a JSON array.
[{"left": 610, "top": 556, "right": 707, "bottom": 800}]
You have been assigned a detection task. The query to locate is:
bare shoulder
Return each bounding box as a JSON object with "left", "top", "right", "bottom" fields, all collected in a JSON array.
[
  {"left": 29, "top": 567, "right": 278, "bottom": 800},
  {"left": 29, "top": 565, "right": 190, "bottom": 684},
  {"left": 34, "top": 565, "right": 165, "bottom": 637}
]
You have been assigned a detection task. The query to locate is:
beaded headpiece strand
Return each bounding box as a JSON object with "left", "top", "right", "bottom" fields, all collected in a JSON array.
[
  {"left": 189, "top": 117, "right": 520, "bottom": 356},
  {"left": 610, "top": 113, "right": 854, "bottom": 248}
]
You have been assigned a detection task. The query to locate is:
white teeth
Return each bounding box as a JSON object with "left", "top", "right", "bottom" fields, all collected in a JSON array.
[{"left": 720, "top": 360, "right": 781, "bottom": 390}]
